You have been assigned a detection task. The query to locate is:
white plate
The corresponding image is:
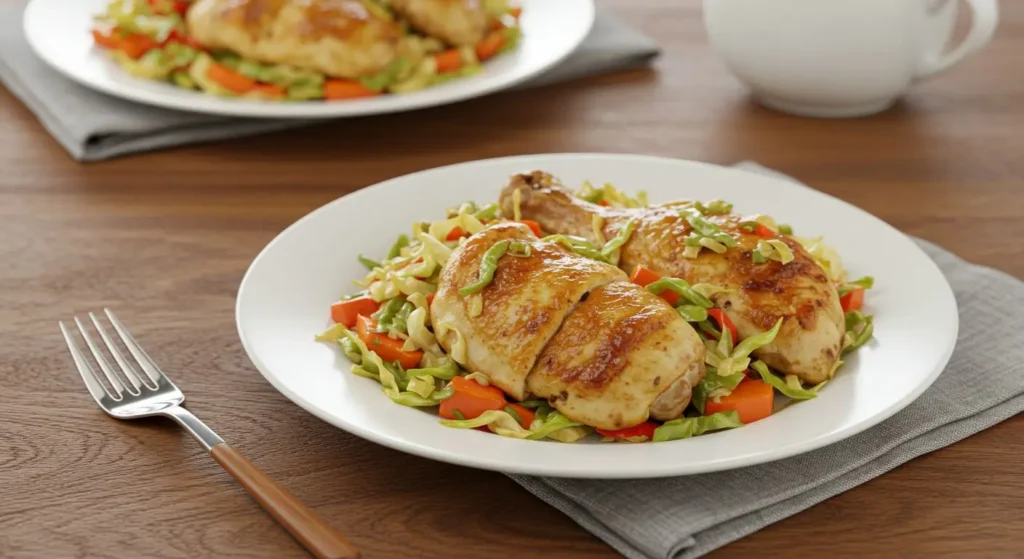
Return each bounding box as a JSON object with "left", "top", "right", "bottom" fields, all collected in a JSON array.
[
  {"left": 24, "top": 0, "right": 593, "bottom": 118},
  {"left": 236, "top": 154, "right": 958, "bottom": 478}
]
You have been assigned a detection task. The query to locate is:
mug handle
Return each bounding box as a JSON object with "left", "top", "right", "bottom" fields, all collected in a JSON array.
[{"left": 915, "top": 0, "right": 999, "bottom": 80}]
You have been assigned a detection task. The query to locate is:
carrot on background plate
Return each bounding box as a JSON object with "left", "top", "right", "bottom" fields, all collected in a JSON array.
[
  {"left": 330, "top": 295, "right": 379, "bottom": 327},
  {"left": 434, "top": 49, "right": 463, "bottom": 73},
  {"left": 91, "top": 29, "right": 122, "bottom": 50},
  {"left": 439, "top": 376, "right": 507, "bottom": 420},
  {"left": 475, "top": 30, "right": 507, "bottom": 61},
  {"left": 324, "top": 79, "right": 379, "bottom": 100},
  {"left": 207, "top": 62, "right": 258, "bottom": 93},
  {"left": 355, "top": 315, "right": 423, "bottom": 369},
  {"left": 119, "top": 34, "right": 159, "bottom": 59},
  {"left": 251, "top": 84, "right": 287, "bottom": 99},
  {"left": 704, "top": 378, "right": 773, "bottom": 424}
]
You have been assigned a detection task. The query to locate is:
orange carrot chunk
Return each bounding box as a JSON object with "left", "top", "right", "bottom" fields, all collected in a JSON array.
[
  {"left": 629, "top": 265, "right": 681, "bottom": 306},
  {"left": 439, "top": 376, "right": 507, "bottom": 420},
  {"left": 207, "top": 62, "right": 257, "bottom": 94},
  {"left": 707, "top": 308, "right": 738, "bottom": 342},
  {"left": 324, "top": 79, "right": 379, "bottom": 100},
  {"left": 355, "top": 315, "right": 423, "bottom": 369},
  {"left": 330, "top": 295, "right": 379, "bottom": 328},
  {"left": 475, "top": 30, "right": 507, "bottom": 61},
  {"left": 840, "top": 287, "right": 865, "bottom": 312},
  {"left": 517, "top": 220, "right": 542, "bottom": 237},
  {"left": 434, "top": 49, "right": 463, "bottom": 73},
  {"left": 446, "top": 226, "right": 467, "bottom": 241},
  {"left": 596, "top": 420, "right": 658, "bottom": 440},
  {"left": 704, "top": 378, "right": 773, "bottom": 424}
]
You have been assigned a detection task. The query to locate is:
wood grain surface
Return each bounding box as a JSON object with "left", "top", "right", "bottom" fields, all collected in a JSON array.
[{"left": 2, "top": 1, "right": 1022, "bottom": 557}]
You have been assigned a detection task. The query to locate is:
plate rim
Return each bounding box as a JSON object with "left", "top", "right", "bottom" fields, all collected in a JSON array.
[
  {"left": 23, "top": 0, "right": 596, "bottom": 119},
  {"left": 235, "top": 153, "right": 959, "bottom": 478}
]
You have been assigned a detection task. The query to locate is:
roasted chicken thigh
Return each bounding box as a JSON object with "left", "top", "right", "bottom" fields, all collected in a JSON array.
[
  {"left": 499, "top": 171, "right": 846, "bottom": 384},
  {"left": 430, "top": 222, "right": 706, "bottom": 427}
]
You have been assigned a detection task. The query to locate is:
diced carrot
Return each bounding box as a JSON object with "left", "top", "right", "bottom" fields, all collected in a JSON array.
[
  {"left": 705, "top": 378, "right": 773, "bottom": 424},
  {"left": 172, "top": 1, "right": 190, "bottom": 14},
  {"left": 597, "top": 199, "right": 610, "bottom": 207},
  {"left": 840, "top": 287, "right": 865, "bottom": 312},
  {"left": 434, "top": 49, "right": 463, "bottom": 73},
  {"left": 356, "top": 315, "right": 423, "bottom": 369},
  {"left": 475, "top": 30, "right": 507, "bottom": 61},
  {"left": 753, "top": 223, "right": 775, "bottom": 239},
  {"left": 324, "top": 79, "right": 379, "bottom": 100},
  {"left": 207, "top": 62, "right": 257, "bottom": 94},
  {"left": 426, "top": 293, "right": 435, "bottom": 307},
  {"left": 439, "top": 376, "right": 507, "bottom": 420},
  {"left": 119, "top": 34, "right": 158, "bottom": 59},
  {"left": 707, "top": 308, "right": 739, "bottom": 343},
  {"left": 251, "top": 83, "right": 286, "bottom": 99},
  {"left": 517, "top": 220, "right": 542, "bottom": 237},
  {"left": 330, "top": 295, "right": 379, "bottom": 328},
  {"left": 91, "top": 29, "right": 122, "bottom": 50},
  {"left": 629, "top": 265, "right": 680, "bottom": 306},
  {"left": 505, "top": 403, "right": 536, "bottom": 429},
  {"left": 446, "top": 226, "right": 467, "bottom": 241},
  {"left": 596, "top": 420, "right": 658, "bottom": 440},
  {"left": 163, "top": 29, "right": 204, "bottom": 50}
]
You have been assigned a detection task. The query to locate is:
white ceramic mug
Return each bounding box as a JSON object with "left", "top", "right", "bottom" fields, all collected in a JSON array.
[{"left": 702, "top": 0, "right": 1000, "bottom": 118}]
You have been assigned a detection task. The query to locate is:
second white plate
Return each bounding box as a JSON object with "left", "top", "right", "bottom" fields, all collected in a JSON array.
[
  {"left": 236, "top": 154, "right": 958, "bottom": 478},
  {"left": 24, "top": 0, "right": 594, "bottom": 118}
]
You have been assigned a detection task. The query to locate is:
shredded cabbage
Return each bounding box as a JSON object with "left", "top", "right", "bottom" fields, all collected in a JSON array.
[
  {"left": 751, "top": 360, "right": 825, "bottom": 400},
  {"left": 575, "top": 181, "right": 649, "bottom": 208},
  {"left": 695, "top": 318, "right": 784, "bottom": 409},
  {"left": 753, "top": 239, "right": 795, "bottom": 265},
  {"left": 652, "top": 411, "right": 742, "bottom": 442},
  {"left": 795, "top": 236, "right": 846, "bottom": 283},
  {"left": 435, "top": 321, "right": 469, "bottom": 364},
  {"left": 439, "top": 409, "right": 588, "bottom": 441}
]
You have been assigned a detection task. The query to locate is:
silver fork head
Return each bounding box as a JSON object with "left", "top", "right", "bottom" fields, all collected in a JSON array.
[{"left": 60, "top": 309, "right": 185, "bottom": 419}]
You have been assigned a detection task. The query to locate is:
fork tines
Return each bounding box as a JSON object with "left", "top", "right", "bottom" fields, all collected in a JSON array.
[{"left": 60, "top": 309, "right": 162, "bottom": 402}]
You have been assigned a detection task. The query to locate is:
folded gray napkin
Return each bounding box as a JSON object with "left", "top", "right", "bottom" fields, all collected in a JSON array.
[
  {"left": 0, "top": 3, "right": 658, "bottom": 162},
  {"left": 508, "top": 162, "right": 1024, "bottom": 559}
]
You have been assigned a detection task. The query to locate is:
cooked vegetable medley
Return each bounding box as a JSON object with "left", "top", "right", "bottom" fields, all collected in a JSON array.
[
  {"left": 317, "top": 178, "right": 875, "bottom": 443},
  {"left": 91, "top": 0, "right": 521, "bottom": 101}
]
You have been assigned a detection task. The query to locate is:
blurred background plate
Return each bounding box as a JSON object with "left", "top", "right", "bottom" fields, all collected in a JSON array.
[{"left": 23, "top": 0, "right": 595, "bottom": 118}]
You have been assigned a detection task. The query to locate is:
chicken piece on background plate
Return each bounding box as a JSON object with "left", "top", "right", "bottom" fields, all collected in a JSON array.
[
  {"left": 499, "top": 171, "right": 846, "bottom": 385},
  {"left": 187, "top": 0, "right": 403, "bottom": 78},
  {"left": 430, "top": 222, "right": 624, "bottom": 401},
  {"left": 385, "top": 0, "right": 489, "bottom": 46},
  {"left": 527, "top": 280, "right": 706, "bottom": 430}
]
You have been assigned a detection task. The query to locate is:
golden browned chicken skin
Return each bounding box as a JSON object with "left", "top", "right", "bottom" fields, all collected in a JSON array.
[
  {"left": 431, "top": 222, "right": 706, "bottom": 426},
  {"left": 528, "top": 280, "right": 706, "bottom": 429},
  {"left": 499, "top": 171, "right": 846, "bottom": 385},
  {"left": 431, "top": 223, "right": 624, "bottom": 401},
  {"left": 187, "top": 0, "right": 403, "bottom": 78},
  {"left": 385, "top": 0, "right": 488, "bottom": 46}
]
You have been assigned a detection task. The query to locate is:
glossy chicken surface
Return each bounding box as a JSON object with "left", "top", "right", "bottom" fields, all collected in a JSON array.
[
  {"left": 499, "top": 171, "right": 846, "bottom": 384},
  {"left": 386, "top": 0, "right": 488, "bottom": 46},
  {"left": 187, "top": 0, "right": 402, "bottom": 78},
  {"left": 528, "top": 280, "right": 705, "bottom": 429},
  {"left": 431, "top": 223, "right": 625, "bottom": 401},
  {"left": 431, "top": 222, "right": 706, "bottom": 425}
]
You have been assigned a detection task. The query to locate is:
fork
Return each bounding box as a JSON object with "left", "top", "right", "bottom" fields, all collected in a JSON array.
[{"left": 60, "top": 309, "right": 361, "bottom": 559}]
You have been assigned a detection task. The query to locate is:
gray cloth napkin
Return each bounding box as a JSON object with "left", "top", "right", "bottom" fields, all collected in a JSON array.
[
  {"left": 508, "top": 162, "right": 1024, "bottom": 559},
  {"left": 0, "top": 3, "right": 658, "bottom": 162}
]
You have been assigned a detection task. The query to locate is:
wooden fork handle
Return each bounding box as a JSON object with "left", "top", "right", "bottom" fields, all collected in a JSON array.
[{"left": 210, "top": 443, "right": 361, "bottom": 559}]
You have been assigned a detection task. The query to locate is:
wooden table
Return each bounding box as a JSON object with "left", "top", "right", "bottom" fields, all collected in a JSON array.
[{"left": 2, "top": 1, "right": 1022, "bottom": 557}]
